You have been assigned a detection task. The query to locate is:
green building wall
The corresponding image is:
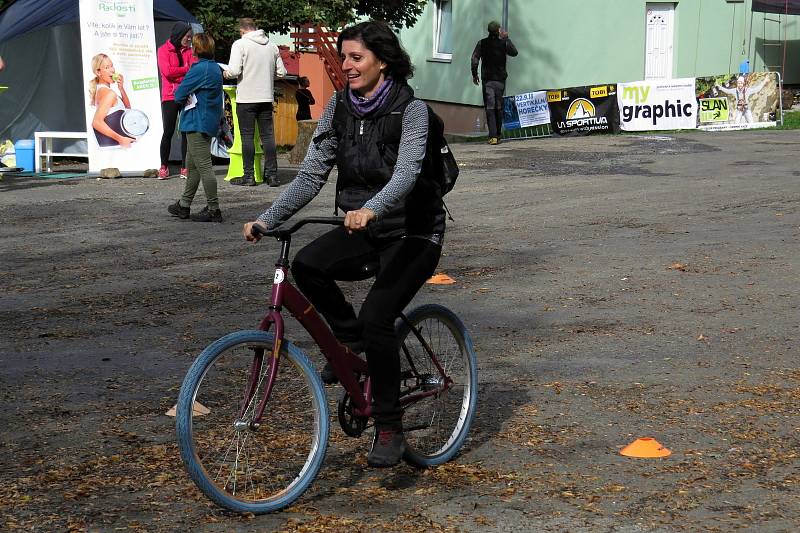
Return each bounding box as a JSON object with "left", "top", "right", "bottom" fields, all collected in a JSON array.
[{"left": 398, "top": 0, "right": 800, "bottom": 131}]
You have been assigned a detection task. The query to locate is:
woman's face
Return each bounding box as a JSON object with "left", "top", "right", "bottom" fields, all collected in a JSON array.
[
  {"left": 181, "top": 31, "right": 193, "bottom": 48},
  {"left": 96, "top": 58, "right": 115, "bottom": 83},
  {"left": 341, "top": 39, "right": 386, "bottom": 98}
]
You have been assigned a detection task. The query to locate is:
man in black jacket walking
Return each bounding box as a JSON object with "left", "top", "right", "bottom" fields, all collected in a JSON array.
[{"left": 471, "top": 21, "right": 518, "bottom": 145}]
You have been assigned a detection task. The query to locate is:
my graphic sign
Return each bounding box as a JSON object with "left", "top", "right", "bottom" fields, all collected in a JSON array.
[
  {"left": 617, "top": 78, "right": 697, "bottom": 131},
  {"left": 80, "top": 0, "right": 163, "bottom": 173},
  {"left": 549, "top": 85, "right": 619, "bottom": 136}
]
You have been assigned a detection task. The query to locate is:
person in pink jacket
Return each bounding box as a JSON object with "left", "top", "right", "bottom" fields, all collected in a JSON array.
[{"left": 157, "top": 22, "right": 195, "bottom": 179}]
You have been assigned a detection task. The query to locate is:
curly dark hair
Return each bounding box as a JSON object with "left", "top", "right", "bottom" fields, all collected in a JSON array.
[{"left": 337, "top": 21, "right": 414, "bottom": 82}]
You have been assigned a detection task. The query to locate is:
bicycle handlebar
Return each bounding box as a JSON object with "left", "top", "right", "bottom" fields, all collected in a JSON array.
[{"left": 252, "top": 217, "right": 343, "bottom": 239}]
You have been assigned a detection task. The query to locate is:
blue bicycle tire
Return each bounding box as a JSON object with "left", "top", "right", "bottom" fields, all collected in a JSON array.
[
  {"left": 397, "top": 304, "right": 478, "bottom": 467},
  {"left": 176, "top": 330, "right": 329, "bottom": 514}
]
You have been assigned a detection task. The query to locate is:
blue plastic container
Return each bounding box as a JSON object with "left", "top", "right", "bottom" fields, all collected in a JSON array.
[{"left": 14, "top": 139, "right": 35, "bottom": 171}]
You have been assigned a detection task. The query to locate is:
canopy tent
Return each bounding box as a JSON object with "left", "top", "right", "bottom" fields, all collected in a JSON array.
[
  {"left": 0, "top": 0, "right": 198, "bottom": 148},
  {"left": 752, "top": 0, "right": 800, "bottom": 15}
]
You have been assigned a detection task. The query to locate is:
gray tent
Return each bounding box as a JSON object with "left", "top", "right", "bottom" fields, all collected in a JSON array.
[{"left": 0, "top": 0, "right": 198, "bottom": 154}]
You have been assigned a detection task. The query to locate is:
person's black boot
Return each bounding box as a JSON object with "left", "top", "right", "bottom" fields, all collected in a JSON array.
[
  {"left": 320, "top": 340, "right": 364, "bottom": 384},
  {"left": 367, "top": 428, "right": 406, "bottom": 468},
  {"left": 167, "top": 201, "right": 189, "bottom": 219},
  {"left": 229, "top": 176, "right": 255, "bottom": 186},
  {"left": 190, "top": 206, "right": 224, "bottom": 223}
]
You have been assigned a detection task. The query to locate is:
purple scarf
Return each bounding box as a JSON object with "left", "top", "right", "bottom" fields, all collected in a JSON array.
[{"left": 349, "top": 78, "right": 394, "bottom": 117}]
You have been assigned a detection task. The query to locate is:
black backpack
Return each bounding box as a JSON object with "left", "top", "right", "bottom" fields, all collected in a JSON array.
[{"left": 420, "top": 104, "right": 459, "bottom": 199}]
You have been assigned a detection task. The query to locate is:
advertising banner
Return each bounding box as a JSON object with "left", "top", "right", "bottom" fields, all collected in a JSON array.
[
  {"left": 514, "top": 91, "right": 551, "bottom": 128},
  {"left": 502, "top": 90, "right": 550, "bottom": 130},
  {"left": 618, "top": 78, "right": 697, "bottom": 131},
  {"left": 80, "top": 0, "right": 163, "bottom": 173},
  {"left": 695, "top": 72, "right": 779, "bottom": 131},
  {"left": 548, "top": 84, "right": 619, "bottom": 136},
  {"left": 502, "top": 96, "right": 521, "bottom": 130}
]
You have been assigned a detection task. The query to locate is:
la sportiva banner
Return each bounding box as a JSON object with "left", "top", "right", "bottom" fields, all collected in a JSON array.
[
  {"left": 695, "top": 72, "right": 779, "bottom": 131},
  {"left": 80, "top": 0, "right": 163, "bottom": 173},
  {"left": 618, "top": 78, "right": 698, "bottom": 131},
  {"left": 548, "top": 85, "right": 619, "bottom": 136}
]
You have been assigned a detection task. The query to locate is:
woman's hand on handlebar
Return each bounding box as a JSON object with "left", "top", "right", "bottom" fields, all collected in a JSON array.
[
  {"left": 344, "top": 208, "right": 375, "bottom": 234},
  {"left": 243, "top": 221, "right": 268, "bottom": 242}
]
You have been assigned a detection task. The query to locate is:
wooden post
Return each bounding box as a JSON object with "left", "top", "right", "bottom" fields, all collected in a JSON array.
[{"left": 289, "top": 119, "right": 318, "bottom": 165}]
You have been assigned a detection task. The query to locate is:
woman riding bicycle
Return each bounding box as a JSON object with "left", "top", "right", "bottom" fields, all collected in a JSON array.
[{"left": 243, "top": 20, "right": 445, "bottom": 467}]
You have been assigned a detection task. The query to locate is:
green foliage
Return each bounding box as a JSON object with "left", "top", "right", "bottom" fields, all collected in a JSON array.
[
  {"left": 181, "top": 0, "right": 426, "bottom": 49},
  {"left": 774, "top": 110, "right": 800, "bottom": 129}
]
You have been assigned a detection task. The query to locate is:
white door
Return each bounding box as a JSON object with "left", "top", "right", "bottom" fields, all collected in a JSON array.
[{"left": 645, "top": 3, "right": 674, "bottom": 79}]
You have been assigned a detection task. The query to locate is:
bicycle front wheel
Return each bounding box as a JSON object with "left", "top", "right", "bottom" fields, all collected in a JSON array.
[
  {"left": 397, "top": 304, "right": 478, "bottom": 467},
  {"left": 176, "top": 330, "right": 329, "bottom": 514}
]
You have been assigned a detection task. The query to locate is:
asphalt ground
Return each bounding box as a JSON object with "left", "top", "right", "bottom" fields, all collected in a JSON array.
[{"left": 1, "top": 129, "right": 798, "bottom": 531}]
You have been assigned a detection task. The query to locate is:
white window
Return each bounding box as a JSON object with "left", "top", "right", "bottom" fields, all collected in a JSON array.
[{"left": 433, "top": 0, "right": 453, "bottom": 60}]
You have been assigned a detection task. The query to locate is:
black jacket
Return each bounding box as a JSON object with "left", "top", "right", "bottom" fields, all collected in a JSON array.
[
  {"left": 330, "top": 82, "right": 445, "bottom": 239},
  {"left": 471, "top": 34, "right": 518, "bottom": 82}
]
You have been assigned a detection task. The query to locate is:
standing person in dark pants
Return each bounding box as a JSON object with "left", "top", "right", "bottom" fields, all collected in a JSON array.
[
  {"left": 223, "top": 18, "right": 286, "bottom": 187},
  {"left": 471, "top": 21, "right": 518, "bottom": 145},
  {"left": 157, "top": 22, "right": 195, "bottom": 179},
  {"left": 167, "top": 33, "right": 224, "bottom": 222},
  {"left": 295, "top": 76, "right": 315, "bottom": 121}
]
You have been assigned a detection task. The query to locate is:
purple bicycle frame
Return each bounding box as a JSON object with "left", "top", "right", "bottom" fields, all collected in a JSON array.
[
  {"left": 241, "top": 262, "right": 370, "bottom": 425},
  {"left": 239, "top": 242, "right": 454, "bottom": 426}
]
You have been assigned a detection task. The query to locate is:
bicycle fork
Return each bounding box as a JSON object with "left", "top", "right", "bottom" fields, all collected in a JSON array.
[{"left": 237, "top": 260, "right": 291, "bottom": 428}]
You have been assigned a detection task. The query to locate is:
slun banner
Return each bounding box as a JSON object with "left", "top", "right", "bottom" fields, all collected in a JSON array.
[{"left": 695, "top": 72, "right": 779, "bottom": 131}]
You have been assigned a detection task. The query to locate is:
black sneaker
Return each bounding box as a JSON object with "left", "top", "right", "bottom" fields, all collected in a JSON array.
[
  {"left": 229, "top": 176, "right": 255, "bottom": 186},
  {"left": 320, "top": 362, "right": 337, "bottom": 384},
  {"left": 367, "top": 428, "right": 405, "bottom": 468},
  {"left": 320, "top": 340, "right": 364, "bottom": 384},
  {"left": 167, "top": 201, "right": 189, "bottom": 219},
  {"left": 190, "top": 206, "right": 224, "bottom": 223},
  {"left": 265, "top": 174, "right": 280, "bottom": 187}
]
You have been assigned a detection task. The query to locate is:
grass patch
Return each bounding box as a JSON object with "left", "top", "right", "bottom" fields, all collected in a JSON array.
[{"left": 775, "top": 110, "right": 800, "bottom": 129}]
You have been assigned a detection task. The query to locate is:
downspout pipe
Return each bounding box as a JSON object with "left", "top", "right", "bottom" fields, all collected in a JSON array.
[{"left": 502, "top": 0, "right": 509, "bottom": 29}]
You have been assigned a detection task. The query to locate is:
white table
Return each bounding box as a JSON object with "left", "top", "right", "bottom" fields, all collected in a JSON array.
[{"left": 34, "top": 131, "right": 89, "bottom": 172}]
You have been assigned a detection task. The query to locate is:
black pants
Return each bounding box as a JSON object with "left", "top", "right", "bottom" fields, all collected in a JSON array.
[
  {"left": 236, "top": 101, "right": 278, "bottom": 179},
  {"left": 482, "top": 80, "right": 505, "bottom": 138},
  {"left": 292, "top": 227, "right": 442, "bottom": 430},
  {"left": 160, "top": 100, "right": 187, "bottom": 167}
]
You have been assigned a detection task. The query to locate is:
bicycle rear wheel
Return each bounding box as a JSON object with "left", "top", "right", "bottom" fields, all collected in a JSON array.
[
  {"left": 396, "top": 304, "right": 478, "bottom": 467},
  {"left": 176, "top": 330, "right": 329, "bottom": 514}
]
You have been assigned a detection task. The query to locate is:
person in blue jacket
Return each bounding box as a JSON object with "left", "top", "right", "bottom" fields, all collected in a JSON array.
[{"left": 167, "top": 33, "right": 224, "bottom": 222}]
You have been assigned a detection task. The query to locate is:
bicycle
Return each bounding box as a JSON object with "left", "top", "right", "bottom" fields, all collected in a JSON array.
[{"left": 175, "top": 217, "right": 478, "bottom": 514}]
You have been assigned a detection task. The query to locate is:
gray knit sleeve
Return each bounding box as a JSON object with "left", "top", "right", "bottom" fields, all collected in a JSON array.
[
  {"left": 256, "top": 95, "right": 339, "bottom": 228},
  {"left": 362, "top": 99, "right": 429, "bottom": 218}
]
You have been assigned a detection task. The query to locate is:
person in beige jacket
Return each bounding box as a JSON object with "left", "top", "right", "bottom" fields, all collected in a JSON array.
[{"left": 224, "top": 18, "right": 286, "bottom": 186}]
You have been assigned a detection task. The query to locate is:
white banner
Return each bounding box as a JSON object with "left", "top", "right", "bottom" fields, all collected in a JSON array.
[
  {"left": 80, "top": 0, "right": 163, "bottom": 173},
  {"left": 514, "top": 90, "right": 551, "bottom": 127},
  {"left": 618, "top": 78, "right": 697, "bottom": 131}
]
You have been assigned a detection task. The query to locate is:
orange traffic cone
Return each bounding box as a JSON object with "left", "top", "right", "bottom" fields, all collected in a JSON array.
[
  {"left": 620, "top": 437, "right": 671, "bottom": 458},
  {"left": 427, "top": 273, "right": 456, "bottom": 285}
]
